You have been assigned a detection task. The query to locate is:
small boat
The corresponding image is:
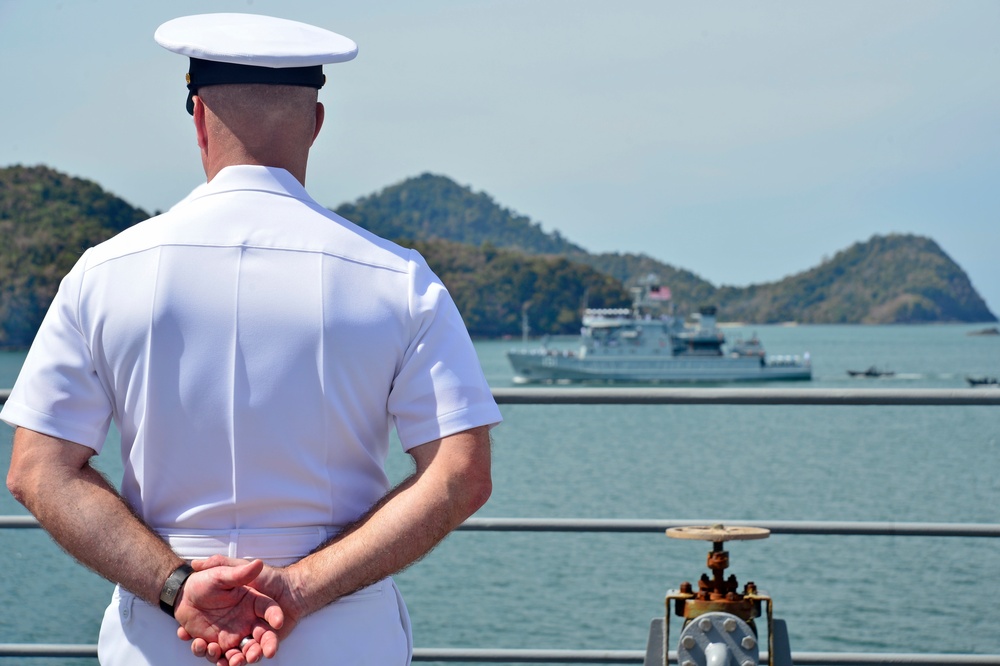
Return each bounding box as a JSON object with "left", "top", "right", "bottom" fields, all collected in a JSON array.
[
  {"left": 967, "top": 327, "right": 1000, "bottom": 336},
  {"left": 847, "top": 366, "right": 894, "bottom": 378},
  {"left": 966, "top": 376, "right": 999, "bottom": 387}
]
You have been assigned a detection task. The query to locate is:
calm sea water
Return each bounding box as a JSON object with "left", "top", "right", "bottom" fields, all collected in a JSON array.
[{"left": 2, "top": 324, "right": 999, "bottom": 664}]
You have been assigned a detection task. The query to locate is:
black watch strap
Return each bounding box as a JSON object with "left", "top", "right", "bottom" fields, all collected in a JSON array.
[{"left": 158, "top": 563, "right": 195, "bottom": 617}]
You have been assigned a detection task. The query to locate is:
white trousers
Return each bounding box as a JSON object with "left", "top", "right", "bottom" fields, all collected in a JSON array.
[{"left": 97, "top": 527, "right": 412, "bottom": 665}]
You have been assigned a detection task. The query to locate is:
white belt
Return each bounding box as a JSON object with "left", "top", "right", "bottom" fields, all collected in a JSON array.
[{"left": 156, "top": 526, "right": 337, "bottom": 565}]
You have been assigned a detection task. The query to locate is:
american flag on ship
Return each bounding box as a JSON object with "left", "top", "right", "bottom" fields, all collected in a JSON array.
[{"left": 647, "top": 286, "right": 671, "bottom": 301}]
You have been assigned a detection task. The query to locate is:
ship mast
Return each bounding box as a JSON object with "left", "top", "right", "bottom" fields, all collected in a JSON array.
[{"left": 521, "top": 301, "right": 530, "bottom": 344}]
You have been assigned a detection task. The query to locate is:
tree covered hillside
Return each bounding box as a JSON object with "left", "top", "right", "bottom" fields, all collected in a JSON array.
[
  {"left": 408, "top": 239, "right": 629, "bottom": 337},
  {"left": 0, "top": 165, "right": 150, "bottom": 347},
  {"left": 714, "top": 234, "right": 995, "bottom": 324},
  {"left": 335, "top": 173, "right": 585, "bottom": 255},
  {"left": 338, "top": 174, "right": 995, "bottom": 325}
]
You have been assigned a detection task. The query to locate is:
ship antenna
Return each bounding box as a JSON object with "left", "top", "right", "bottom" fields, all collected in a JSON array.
[{"left": 521, "top": 302, "right": 531, "bottom": 344}]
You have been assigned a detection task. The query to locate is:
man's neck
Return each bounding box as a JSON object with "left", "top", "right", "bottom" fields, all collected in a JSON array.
[{"left": 205, "top": 155, "right": 307, "bottom": 187}]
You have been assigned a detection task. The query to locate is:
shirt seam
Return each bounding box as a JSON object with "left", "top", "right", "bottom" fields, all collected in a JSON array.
[{"left": 82, "top": 242, "right": 410, "bottom": 276}]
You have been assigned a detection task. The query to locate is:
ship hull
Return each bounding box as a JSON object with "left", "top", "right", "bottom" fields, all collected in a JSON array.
[{"left": 507, "top": 351, "right": 812, "bottom": 384}]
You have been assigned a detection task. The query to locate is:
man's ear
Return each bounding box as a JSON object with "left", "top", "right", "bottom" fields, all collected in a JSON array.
[
  {"left": 312, "top": 102, "right": 325, "bottom": 144},
  {"left": 193, "top": 96, "right": 208, "bottom": 152}
]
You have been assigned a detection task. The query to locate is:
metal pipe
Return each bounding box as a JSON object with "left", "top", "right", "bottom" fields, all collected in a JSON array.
[
  {"left": 780, "top": 655, "right": 1000, "bottom": 666},
  {"left": 413, "top": 647, "right": 647, "bottom": 662},
  {"left": 0, "top": 644, "right": 98, "bottom": 657},
  {"left": 4, "top": 514, "right": 1000, "bottom": 537},
  {"left": 4, "top": 387, "right": 1000, "bottom": 407},
  {"left": 458, "top": 518, "right": 1000, "bottom": 538},
  {"left": 3, "top": 645, "right": 1000, "bottom": 664},
  {"left": 491, "top": 387, "right": 1000, "bottom": 406}
]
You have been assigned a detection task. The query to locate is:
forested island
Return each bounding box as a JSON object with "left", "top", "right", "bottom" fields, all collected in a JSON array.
[{"left": 1, "top": 165, "right": 995, "bottom": 348}]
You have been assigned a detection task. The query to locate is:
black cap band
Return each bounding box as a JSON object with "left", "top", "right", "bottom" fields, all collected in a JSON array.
[{"left": 185, "top": 57, "right": 326, "bottom": 114}]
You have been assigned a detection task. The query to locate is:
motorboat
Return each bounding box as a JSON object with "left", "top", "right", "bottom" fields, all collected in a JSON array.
[{"left": 847, "top": 366, "right": 895, "bottom": 378}]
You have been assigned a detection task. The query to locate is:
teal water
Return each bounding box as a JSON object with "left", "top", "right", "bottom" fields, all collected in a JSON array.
[{"left": 2, "top": 324, "right": 999, "bottom": 664}]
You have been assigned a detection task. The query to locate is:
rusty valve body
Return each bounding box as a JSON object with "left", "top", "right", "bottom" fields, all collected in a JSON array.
[
  {"left": 665, "top": 525, "right": 770, "bottom": 626},
  {"left": 674, "top": 541, "right": 760, "bottom": 624}
]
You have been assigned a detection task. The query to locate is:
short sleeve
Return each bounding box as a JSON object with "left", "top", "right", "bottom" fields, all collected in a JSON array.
[
  {"left": 387, "top": 252, "right": 502, "bottom": 450},
  {"left": 0, "top": 253, "right": 113, "bottom": 451}
]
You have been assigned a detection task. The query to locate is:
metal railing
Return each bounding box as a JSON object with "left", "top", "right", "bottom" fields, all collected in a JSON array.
[
  {"left": 2, "top": 387, "right": 999, "bottom": 664},
  {"left": 490, "top": 387, "right": 1000, "bottom": 406},
  {"left": 1, "top": 519, "right": 999, "bottom": 665},
  {"left": 3, "top": 517, "right": 1000, "bottom": 665},
  {"left": 5, "top": 387, "right": 1000, "bottom": 408}
]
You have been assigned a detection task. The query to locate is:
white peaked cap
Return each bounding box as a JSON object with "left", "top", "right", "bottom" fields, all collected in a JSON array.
[
  {"left": 154, "top": 13, "right": 357, "bottom": 114},
  {"left": 154, "top": 13, "right": 358, "bottom": 68}
]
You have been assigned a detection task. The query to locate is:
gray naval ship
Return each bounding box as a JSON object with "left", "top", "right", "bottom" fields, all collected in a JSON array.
[{"left": 507, "top": 280, "right": 812, "bottom": 384}]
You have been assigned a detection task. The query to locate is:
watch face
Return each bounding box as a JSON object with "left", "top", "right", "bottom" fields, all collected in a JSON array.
[
  {"left": 162, "top": 577, "right": 180, "bottom": 601},
  {"left": 160, "top": 564, "right": 194, "bottom": 615}
]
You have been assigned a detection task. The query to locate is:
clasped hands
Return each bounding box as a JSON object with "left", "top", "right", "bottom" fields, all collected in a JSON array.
[{"left": 174, "top": 556, "right": 300, "bottom": 666}]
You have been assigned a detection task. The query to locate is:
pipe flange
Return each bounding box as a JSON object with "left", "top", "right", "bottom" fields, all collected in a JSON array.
[{"left": 677, "top": 611, "right": 759, "bottom": 666}]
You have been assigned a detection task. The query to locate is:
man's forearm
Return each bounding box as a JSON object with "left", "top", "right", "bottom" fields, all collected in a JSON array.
[
  {"left": 283, "top": 427, "right": 492, "bottom": 618},
  {"left": 7, "top": 428, "right": 184, "bottom": 605}
]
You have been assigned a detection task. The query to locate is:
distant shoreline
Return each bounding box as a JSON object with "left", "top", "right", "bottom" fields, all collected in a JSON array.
[{"left": 6, "top": 320, "right": 1000, "bottom": 352}]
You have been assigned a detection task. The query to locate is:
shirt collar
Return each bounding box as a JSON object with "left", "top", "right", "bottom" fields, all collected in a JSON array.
[{"left": 176, "top": 165, "right": 314, "bottom": 208}]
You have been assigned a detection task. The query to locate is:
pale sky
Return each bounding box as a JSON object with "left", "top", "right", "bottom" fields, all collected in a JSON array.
[{"left": 2, "top": 1, "right": 998, "bottom": 316}]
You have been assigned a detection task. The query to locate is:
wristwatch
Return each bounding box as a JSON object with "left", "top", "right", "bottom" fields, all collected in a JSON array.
[{"left": 158, "top": 563, "right": 195, "bottom": 617}]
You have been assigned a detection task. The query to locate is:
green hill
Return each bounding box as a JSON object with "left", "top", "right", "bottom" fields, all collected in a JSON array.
[
  {"left": 1, "top": 166, "right": 995, "bottom": 348},
  {"left": 714, "top": 234, "right": 995, "bottom": 324},
  {"left": 0, "top": 165, "right": 150, "bottom": 347},
  {"left": 405, "top": 239, "right": 629, "bottom": 337},
  {"left": 334, "top": 173, "right": 585, "bottom": 255},
  {"left": 341, "top": 173, "right": 996, "bottom": 325}
]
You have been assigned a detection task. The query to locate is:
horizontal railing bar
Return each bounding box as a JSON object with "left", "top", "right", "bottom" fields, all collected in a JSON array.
[
  {"left": 413, "top": 648, "right": 646, "bottom": 663},
  {"left": 2, "top": 645, "right": 998, "bottom": 664},
  {"left": 492, "top": 387, "right": 1000, "bottom": 406},
  {"left": 459, "top": 518, "right": 1000, "bottom": 537},
  {"left": 416, "top": 650, "right": 1000, "bottom": 665},
  {"left": 4, "top": 388, "right": 1000, "bottom": 408},
  {"left": 776, "top": 655, "right": 1000, "bottom": 666},
  {"left": 0, "top": 516, "right": 40, "bottom": 528},
  {"left": 3, "top": 514, "right": 999, "bottom": 537},
  {"left": 0, "top": 644, "right": 97, "bottom": 657},
  {"left": 413, "top": 650, "right": 1000, "bottom": 664}
]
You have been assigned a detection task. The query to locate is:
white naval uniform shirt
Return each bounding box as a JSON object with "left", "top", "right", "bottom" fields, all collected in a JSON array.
[{"left": 1, "top": 165, "right": 502, "bottom": 533}]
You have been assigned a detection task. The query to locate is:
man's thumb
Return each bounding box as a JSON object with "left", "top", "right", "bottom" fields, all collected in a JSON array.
[{"left": 218, "top": 558, "right": 265, "bottom": 586}]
